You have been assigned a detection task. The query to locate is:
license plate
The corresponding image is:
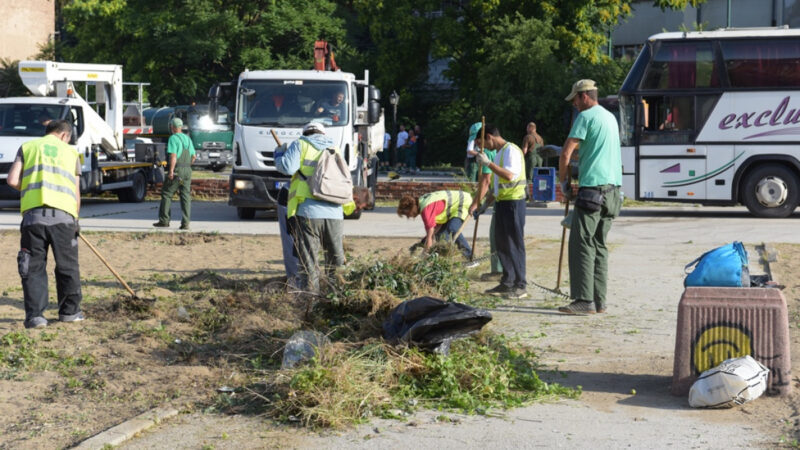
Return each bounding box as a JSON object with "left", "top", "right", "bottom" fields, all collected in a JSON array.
[
  {"left": 209, "top": 152, "right": 220, "bottom": 158},
  {"left": 275, "top": 181, "right": 288, "bottom": 189}
]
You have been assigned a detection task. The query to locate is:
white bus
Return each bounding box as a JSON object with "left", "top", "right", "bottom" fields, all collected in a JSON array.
[{"left": 618, "top": 28, "right": 800, "bottom": 217}]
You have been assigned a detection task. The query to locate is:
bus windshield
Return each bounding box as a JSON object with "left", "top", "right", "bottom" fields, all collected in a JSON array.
[
  {"left": 0, "top": 104, "right": 68, "bottom": 137},
  {"left": 237, "top": 80, "right": 349, "bottom": 127}
]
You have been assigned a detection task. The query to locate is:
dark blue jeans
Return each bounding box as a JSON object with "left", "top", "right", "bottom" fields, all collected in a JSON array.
[
  {"left": 19, "top": 222, "right": 82, "bottom": 321},
  {"left": 436, "top": 218, "right": 472, "bottom": 258},
  {"left": 494, "top": 199, "right": 527, "bottom": 289}
]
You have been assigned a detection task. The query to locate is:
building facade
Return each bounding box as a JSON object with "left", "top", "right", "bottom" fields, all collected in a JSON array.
[{"left": 0, "top": 0, "right": 55, "bottom": 61}]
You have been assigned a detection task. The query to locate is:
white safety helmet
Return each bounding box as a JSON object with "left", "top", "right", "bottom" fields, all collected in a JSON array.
[{"left": 302, "top": 122, "right": 326, "bottom": 134}]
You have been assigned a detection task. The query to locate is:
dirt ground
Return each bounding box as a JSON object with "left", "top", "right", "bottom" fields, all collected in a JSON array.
[{"left": 0, "top": 230, "right": 797, "bottom": 448}]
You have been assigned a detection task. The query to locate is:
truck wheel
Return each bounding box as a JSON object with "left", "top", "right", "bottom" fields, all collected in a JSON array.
[
  {"left": 741, "top": 164, "right": 799, "bottom": 218},
  {"left": 118, "top": 172, "right": 146, "bottom": 203},
  {"left": 237, "top": 207, "right": 256, "bottom": 220}
]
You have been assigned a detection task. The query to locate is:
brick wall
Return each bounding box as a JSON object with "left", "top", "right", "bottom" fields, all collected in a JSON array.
[{"left": 147, "top": 178, "right": 574, "bottom": 202}]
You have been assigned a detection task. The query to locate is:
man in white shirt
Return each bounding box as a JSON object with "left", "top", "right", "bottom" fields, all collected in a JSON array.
[{"left": 470, "top": 124, "right": 527, "bottom": 299}]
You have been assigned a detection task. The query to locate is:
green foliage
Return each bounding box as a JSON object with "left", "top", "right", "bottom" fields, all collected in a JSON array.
[
  {"left": 0, "top": 58, "right": 28, "bottom": 98},
  {"left": 61, "top": 0, "right": 348, "bottom": 104}
]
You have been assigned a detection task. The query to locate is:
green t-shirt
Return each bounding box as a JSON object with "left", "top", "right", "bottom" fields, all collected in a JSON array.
[
  {"left": 167, "top": 133, "right": 194, "bottom": 159},
  {"left": 480, "top": 149, "right": 497, "bottom": 174},
  {"left": 568, "top": 105, "right": 622, "bottom": 187}
]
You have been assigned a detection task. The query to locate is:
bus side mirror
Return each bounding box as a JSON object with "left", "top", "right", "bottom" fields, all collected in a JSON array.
[{"left": 208, "top": 84, "right": 223, "bottom": 123}]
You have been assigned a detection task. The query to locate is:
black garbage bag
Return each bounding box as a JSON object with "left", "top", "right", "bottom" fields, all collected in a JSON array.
[{"left": 382, "top": 297, "right": 492, "bottom": 353}]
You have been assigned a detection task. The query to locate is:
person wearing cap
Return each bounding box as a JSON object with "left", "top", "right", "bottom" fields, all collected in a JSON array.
[
  {"left": 469, "top": 124, "right": 528, "bottom": 299},
  {"left": 275, "top": 121, "right": 351, "bottom": 294},
  {"left": 7, "top": 120, "right": 84, "bottom": 328},
  {"left": 557, "top": 79, "right": 622, "bottom": 315},
  {"left": 464, "top": 122, "right": 482, "bottom": 182},
  {"left": 154, "top": 117, "right": 195, "bottom": 230},
  {"left": 468, "top": 124, "right": 503, "bottom": 281}
]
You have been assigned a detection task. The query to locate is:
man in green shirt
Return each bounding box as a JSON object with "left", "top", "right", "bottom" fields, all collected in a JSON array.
[
  {"left": 154, "top": 118, "right": 196, "bottom": 230},
  {"left": 557, "top": 79, "right": 622, "bottom": 315}
]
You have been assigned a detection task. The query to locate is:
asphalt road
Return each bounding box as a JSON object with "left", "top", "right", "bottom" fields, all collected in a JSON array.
[{"left": 1, "top": 199, "right": 799, "bottom": 246}]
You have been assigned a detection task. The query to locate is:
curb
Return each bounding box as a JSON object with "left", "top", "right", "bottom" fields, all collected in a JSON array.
[{"left": 73, "top": 407, "right": 179, "bottom": 449}]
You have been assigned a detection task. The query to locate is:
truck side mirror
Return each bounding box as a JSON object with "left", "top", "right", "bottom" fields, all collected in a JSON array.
[
  {"left": 368, "top": 86, "right": 381, "bottom": 101},
  {"left": 209, "top": 84, "right": 222, "bottom": 124},
  {"left": 368, "top": 101, "right": 381, "bottom": 125}
]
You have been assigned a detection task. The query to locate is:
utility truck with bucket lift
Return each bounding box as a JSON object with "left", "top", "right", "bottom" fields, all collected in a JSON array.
[
  {"left": 0, "top": 61, "right": 163, "bottom": 203},
  {"left": 227, "top": 42, "right": 384, "bottom": 219}
]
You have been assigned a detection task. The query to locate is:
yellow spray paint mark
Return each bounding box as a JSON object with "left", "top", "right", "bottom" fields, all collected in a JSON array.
[{"left": 692, "top": 324, "right": 752, "bottom": 374}]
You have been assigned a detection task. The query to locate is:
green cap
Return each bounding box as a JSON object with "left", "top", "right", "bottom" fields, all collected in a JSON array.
[
  {"left": 170, "top": 117, "right": 183, "bottom": 129},
  {"left": 468, "top": 122, "right": 482, "bottom": 142}
]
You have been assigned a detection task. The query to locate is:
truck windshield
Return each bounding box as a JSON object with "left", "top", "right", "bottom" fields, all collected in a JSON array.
[
  {"left": 188, "top": 105, "right": 233, "bottom": 131},
  {"left": 237, "top": 80, "right": 349, "bottom": 127},
  {"left": 0, "top": 104, "right": 68, "bottom": 137}
]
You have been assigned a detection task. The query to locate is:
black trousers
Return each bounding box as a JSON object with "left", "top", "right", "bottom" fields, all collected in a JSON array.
[
  {"left": 19, "top": 222, "right": 82, "bottom": 320},
  {"left": 494, "top": 199, "right": 527, "bottom": 289}
]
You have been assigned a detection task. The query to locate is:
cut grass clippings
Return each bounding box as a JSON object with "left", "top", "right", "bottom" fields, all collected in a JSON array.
[{"left": 222, "top": 245, "right": 578, "bottom": 428}]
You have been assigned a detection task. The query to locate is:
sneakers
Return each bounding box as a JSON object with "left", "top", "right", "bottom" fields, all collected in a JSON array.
[
  {"left": 24, "top": 316, "right": 47, "bottom": 329},
  {"left": 464, "top": 260, "right": 480, "bottom": 269},
  {"left": 59, "top": 311, "right": 86, "bottom": 322},
  {"left": 153, "top": 222, "right": 169, "bottom": 228},
  {"left": 595, "top": 301, "right": 607, "bottom": 314},
  {"left": 179, "top": 224, "right": 190, "bottom": 230},
  {"left": 480, "top": 272, "right": 503, "bottom": 282},
  {"left": 484, "top": 284, "right": 512, "bottom": 296},
  {"left": 558, "top": 300, "right": 596, "bottom": 315},
  {"left": 506, "top": 288, "right": 528, "bottom": 299}
]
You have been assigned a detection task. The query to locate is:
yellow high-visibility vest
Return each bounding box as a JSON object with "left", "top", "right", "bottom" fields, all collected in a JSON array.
[
  {"left": 20, "top": 135, "right": 79, "bottom": 218},
  {"left": 419, "top": 190, "right": 472, "bottom": 223},
  {"left": 496, "top": 143, "right": 526, "bottom": 201}
]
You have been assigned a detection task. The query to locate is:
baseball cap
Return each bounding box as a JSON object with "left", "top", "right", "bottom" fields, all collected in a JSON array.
[
  {"left": 565, "top": 79, "right": 597, "bottom": 101},
  {"left": 170, "top": 117, "right": 184, "bottom": 128},
  {"left": 302, "top": 122, "right": 326, "bottom": 134},
  {"left": 468, "top": 122, "right": 482, "bottom": 142}
]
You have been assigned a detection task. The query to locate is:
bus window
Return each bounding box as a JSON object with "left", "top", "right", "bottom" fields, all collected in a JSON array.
[
  {"left": 640, "top": 95, "right": 694, "bottom": 144},
  {"left": 720, "top": 39, "right": 800, "bottom": 88},
  {"left": 619, "top": 95, "right": 635, "bottom": 146},
  {"left": 641, "top": 42, "right": 718, "bottom": 89}
]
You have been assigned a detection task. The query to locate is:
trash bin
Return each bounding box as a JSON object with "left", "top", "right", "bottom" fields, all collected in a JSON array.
[{"left": 531, "top": 167, "right": 556, "bottom": 202}]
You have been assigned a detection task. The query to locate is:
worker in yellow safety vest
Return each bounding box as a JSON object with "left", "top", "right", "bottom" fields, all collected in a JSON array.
[
  {"left": 397, "top": 189, "right": 474, "bottom": 260},
  {"left": 470, "top": 123, "right": 528, "bottom": 299},
  {"left": 7, "top": 120, "right": 84, "bottom": 329},
  {"left": 275, "top": 121, "right": 369, "bottom": 294}
]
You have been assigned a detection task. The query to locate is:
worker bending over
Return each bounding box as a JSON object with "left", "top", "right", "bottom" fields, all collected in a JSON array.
[{"left": 397, "top": 190, "right": 474, "bottom": 260}]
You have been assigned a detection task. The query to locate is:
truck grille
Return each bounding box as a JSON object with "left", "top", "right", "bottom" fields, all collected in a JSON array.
[{"left": 202, "top": 142, "right": 226, "bottom": 150}]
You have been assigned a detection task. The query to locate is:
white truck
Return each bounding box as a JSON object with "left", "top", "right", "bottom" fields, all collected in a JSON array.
[
  {"left": 0, "top": 61, "right": 163, "bottom": 202},
  {"left": 226, "top": 68, "right": 384, "bottom": 219}
]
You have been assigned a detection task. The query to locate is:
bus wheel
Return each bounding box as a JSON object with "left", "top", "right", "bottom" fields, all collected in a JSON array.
[
  {"left": 237, "top": 207, "right": 256, "bottom": 220},
  {"left": 742, "top": 164, "right": 799, "bottom": 218}
]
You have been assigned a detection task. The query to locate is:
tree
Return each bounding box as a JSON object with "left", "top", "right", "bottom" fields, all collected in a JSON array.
[
  {"left": 0, "top": 59, "right": 28, "bottom": 98},
  {"left": 61, "top": 0, "right": 348, "bottom": 105}
]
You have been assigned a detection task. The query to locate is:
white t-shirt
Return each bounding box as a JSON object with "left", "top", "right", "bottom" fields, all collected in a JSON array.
[
  {"left": 383, "top": 132, "right": 391, "bottom": 149},
  {"left": 466, "top": 139, "right": 475, "bottom": 157},
  {"left": 396, "top": 130, "right": 408, "bottom": 148},
  {"left": 492, "top": 142, "right": 524, "bottom": 196}
]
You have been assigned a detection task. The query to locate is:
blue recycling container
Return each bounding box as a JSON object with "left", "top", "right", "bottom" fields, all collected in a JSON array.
[{"left": 531, "top": 167, "right": 556, "bottom": 202}]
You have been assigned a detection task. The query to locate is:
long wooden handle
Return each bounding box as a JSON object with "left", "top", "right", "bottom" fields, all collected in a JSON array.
[
  {"left": 270, "top": 129, "right": 282, "bottom": 146},
  {"left": 453, "top": 213, "right": 471, "bottom": 240},
  {"left": 469, "top": 214, "right": 480, "bottom": 262},
  {"left": 556, "top": 199, "right": 570, "bottom": 290},
  {"left": 79, "top": 234, "right": 136, "bottom": 297}
]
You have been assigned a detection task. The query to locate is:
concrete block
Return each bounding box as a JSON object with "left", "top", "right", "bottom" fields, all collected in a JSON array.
[{"left": 672, "top": 287, "right": 791, "bottom": 396}]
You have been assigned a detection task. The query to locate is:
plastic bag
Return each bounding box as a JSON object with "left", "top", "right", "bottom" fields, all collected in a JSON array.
[
  {"left": 688, "top": 355, "right": 769, "bottom": 408},
  {"left": 684, "top": 241, "right": 750, "bottom": 287}
]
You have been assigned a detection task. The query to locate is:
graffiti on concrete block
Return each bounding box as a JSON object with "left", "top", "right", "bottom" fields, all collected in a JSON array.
[{"left": 691, "top": 322, "right": 753, "bottom": 374}]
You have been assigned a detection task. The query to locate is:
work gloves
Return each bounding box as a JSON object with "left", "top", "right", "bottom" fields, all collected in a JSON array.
[
  {"left": 475, "top": 152, "right": 491, "bottom": 166},
  {"left": 561, "top": 180, "right": 575, "bottom": 201}
]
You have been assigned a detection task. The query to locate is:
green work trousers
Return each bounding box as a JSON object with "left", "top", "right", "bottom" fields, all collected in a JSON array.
[
  {"left": 293, "top": 216, "right": 345, "bottom": 294},
  {"left": 465, "top": 158, "right": 478, "bottom": 182},
  {"left": 568, "top": 187, "right": 622, "bottom": 309},
  {"left": 158, "top": 166, "right": 193, "bottom": 227}
]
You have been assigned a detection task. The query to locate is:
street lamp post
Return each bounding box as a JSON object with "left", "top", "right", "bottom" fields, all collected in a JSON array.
[{"left": 389, "top": 90, "right": 399, "bottom": 168}]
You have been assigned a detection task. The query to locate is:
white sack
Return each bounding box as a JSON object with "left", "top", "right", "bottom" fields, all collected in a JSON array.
[{"left": 688, "top": 355, "right": 769, "bottom": 408}]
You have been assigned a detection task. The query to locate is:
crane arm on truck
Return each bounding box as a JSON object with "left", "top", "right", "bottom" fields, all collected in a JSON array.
[{"left": 18, "top": 61, "right": 124, "bottom": 153}]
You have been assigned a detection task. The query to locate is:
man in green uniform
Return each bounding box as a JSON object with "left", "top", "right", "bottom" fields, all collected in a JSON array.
[
  {"left": 558, "top": 79, "right": 623, "bottom": 315},
  {"left": 7, "top": 120, "right": 83, "bottom": 328},
  {"left": 468, "top": 125, "right": 502, "bottom": 281},
  {"left": 154, "top": 117, "right": 195, "bottom": 230}
]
